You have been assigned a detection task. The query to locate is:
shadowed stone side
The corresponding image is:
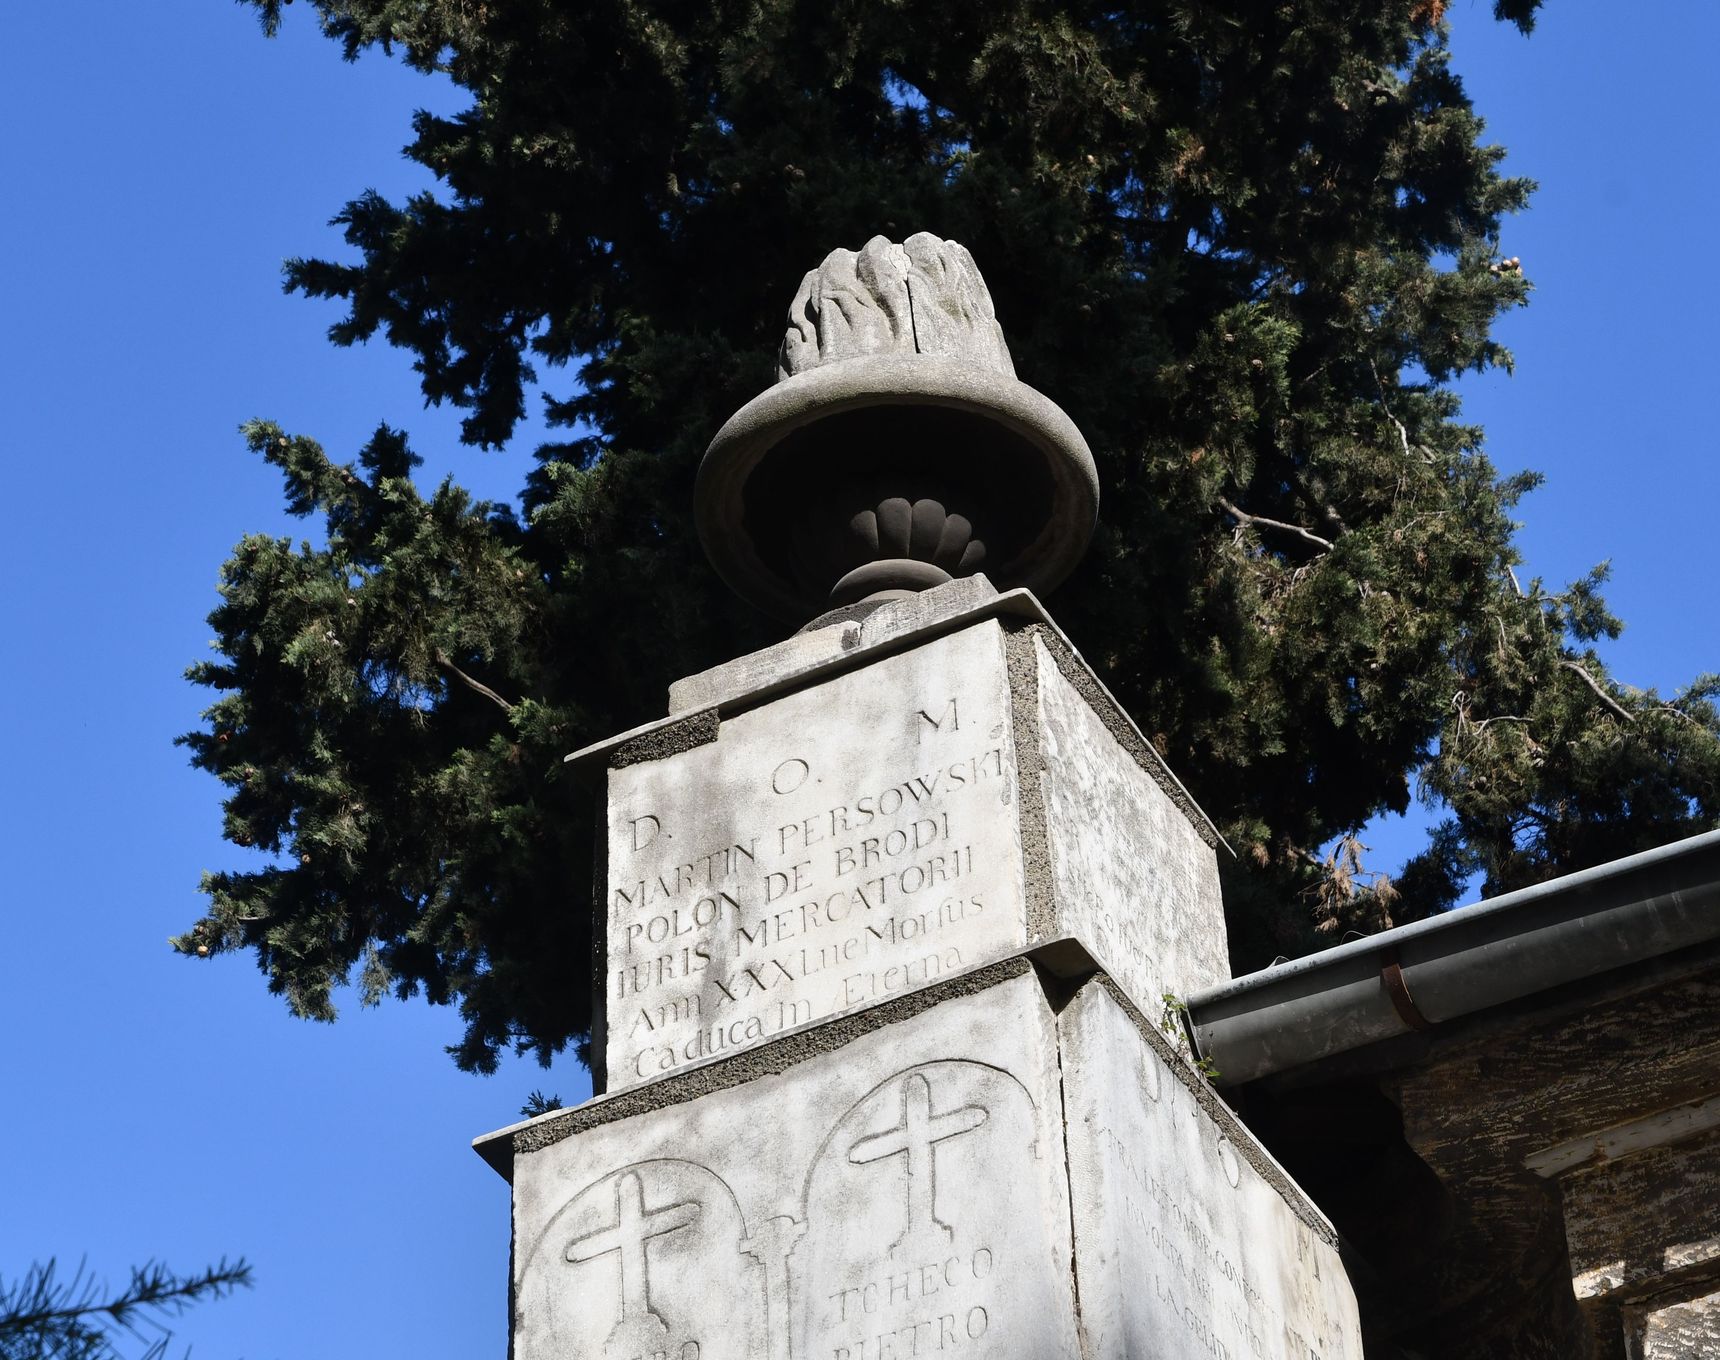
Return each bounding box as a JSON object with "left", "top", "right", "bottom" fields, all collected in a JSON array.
[
  {"left": 1003, "top": 623, "right": 1058, "bottom": 946},
  {"left": 1060, "top": 975, "right": 1361, "bottom": 1357},
  {"left": 1091, "top": 975, "right": 1335, "bottom": 1237},
  {"left": 1022, "top": 620, "right": 1223, "bottom": 852}
]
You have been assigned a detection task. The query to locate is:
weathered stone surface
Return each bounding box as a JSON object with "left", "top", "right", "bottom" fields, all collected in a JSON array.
[
  {"left": 593, "top": 605, "right": 1227, "bottom": 1092},
  {"left": 1059, "top": 979, "right": 1364, "bottom": 1360},
  {"left": 1034, "top": 634, "right": 1229, "bottom": 1018},
  {"left": 508, "top": 967, "right": 1080, "bottom": 1360},
  {"left": 604, "top": 620, "right": 1027, "bottom": 1089},
  {"left": 778, "top": 234, "right": 1014, "bottom": 380},
  {"left": 667, "top": 576, "right": 1000, "bottom": 717},
  {"left": 493, "top": 963, "right": 1360, "bottom": 1360}
]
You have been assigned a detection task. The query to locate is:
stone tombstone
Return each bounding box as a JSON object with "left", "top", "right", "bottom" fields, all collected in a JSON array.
[
  {"left": 498, "top": 227, "right": 1362, "bottom": 1360},
  {"left": 485, "top": 958, "right": 1364, "bottom": 1360},
  {"left": 588, "top": 589, "right": 1230, "bottom": 1092},
  {"left": 499, "top": 961, "right": 1082, "bottom": 1360},
  {"left": 1059, "top": 978, "right": 1364, "bottom": 1360}
]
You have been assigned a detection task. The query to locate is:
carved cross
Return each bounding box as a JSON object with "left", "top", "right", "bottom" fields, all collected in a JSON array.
[
  {"left": 565, "top": 1170, "right": 701, "bottom": 1335},
  {"left": 848, "top": 1072, "right": 987, "bottom": 1254}
]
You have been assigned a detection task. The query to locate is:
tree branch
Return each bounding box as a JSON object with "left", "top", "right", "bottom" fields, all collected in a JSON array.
[
  {"left": 1472, "top": 714, "right": 1531, "bottom": 732},
  {"left": 1217, "top": 497, "right": 1334, "bottom": 551},
  {"left": 434, "top": 649, "right": 515, "bottom": 714},
  {"left": 0, "top": 1257, "right": 252, "bottom": 1352},
  {"left": 1371, "top": 360, "right": 1436, "bottom": 464},
  {"left": 1558, "top": 658, "right": 1636, "bottom": 724},
  {"left": 1291, "top": 470, "right": 1349, "bottom": 535}
]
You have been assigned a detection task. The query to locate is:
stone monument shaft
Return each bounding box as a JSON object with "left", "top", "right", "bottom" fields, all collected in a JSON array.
[{"left": 477, "top": 236, "right": 1364, "bottom": 1359}]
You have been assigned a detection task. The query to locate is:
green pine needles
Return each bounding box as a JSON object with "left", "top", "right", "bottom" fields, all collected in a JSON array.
[
  {"left": 180, "top": 0, "right": 1720, "bottom": 1072},
  {"left": 0, "top": 1258, "right": 251, "bottom": 1360}
]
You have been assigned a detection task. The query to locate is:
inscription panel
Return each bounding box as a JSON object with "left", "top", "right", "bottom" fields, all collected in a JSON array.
[
  {"left": 1034, "top": 635, "right": 1228, "bottom": 1012},
  {"left": 510, "top": 970, "right": 1080, "bottom": 1360},
  {"left": 1059, "top": 982, "right": 1363, "bottom": 1360},
  {"left": 605, "top": 621, "right": 1025, "bottom": 1088},
  {"left": 798, "top": 1061, "right": 1067, "bottom": 1358}
]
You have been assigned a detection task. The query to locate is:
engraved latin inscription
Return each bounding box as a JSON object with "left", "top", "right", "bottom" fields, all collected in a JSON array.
[
  {"left": 605, "top": 624, "right": 1025, "bottom": 1085},
  {"left": 916, "top": 699, "right": 959, "bottom": 736},
  {"left": 1062, "top": 988, "right": 1362, "bottom": 1360},
  {"left": 827, "top": 1247, "right": 997, "bottom": 1358},
  {"left": 1099, "top": 1116, "right": 1353, "bottom": 1358},
  {"left": 1101, "top": 1121, "right": 1284, "bottom": 1357},
  {"left": 773, "top": 759, "right": 812, "bottom": 795}
]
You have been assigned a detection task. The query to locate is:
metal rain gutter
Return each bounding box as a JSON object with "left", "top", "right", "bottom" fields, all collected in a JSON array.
[{"left": 1184, "top": 829, "right": 1720, "bottom": 1088}]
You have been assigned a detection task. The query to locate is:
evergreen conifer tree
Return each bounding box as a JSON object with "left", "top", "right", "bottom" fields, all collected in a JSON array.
[{"left": 180, "top": 0, "right": 1720, "bottom": 1071}]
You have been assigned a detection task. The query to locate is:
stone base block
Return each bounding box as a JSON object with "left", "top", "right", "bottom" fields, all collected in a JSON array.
[
  {"left": 575, "top": 589, "right": 1231, "bottom": 1092},
  {"left": 1060, "top": 976, "right": 1362, "bottom": 1359},
  {"left": 478, "top": 956, "right": 1361, "bottom": 1360}
]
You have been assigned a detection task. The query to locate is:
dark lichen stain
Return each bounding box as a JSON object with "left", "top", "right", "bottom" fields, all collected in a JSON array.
[{"left": 609, "top": 707, "right": 720, "bottom": 769}]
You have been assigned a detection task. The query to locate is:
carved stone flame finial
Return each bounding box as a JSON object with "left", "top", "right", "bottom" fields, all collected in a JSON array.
[
  {"left": 777, "top": 234, "right": 1014, "bottom": 381},
  {"left": 697, "top": 234, "right": 1099, "bottom": 623}
]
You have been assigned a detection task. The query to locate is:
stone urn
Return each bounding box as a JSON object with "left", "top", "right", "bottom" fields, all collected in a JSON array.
[{"left": 696, "top": 233, "right": 1099, "bottom": 621}]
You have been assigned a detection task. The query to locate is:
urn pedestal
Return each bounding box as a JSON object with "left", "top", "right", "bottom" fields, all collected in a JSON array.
[{"left": 478, "top": 584, "right": 1364, "bottom": 1360}]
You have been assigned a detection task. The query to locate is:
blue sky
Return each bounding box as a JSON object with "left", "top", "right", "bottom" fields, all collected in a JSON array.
[{"left": 0, "top": 3, "right": 1714, "bottom": 1356}]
